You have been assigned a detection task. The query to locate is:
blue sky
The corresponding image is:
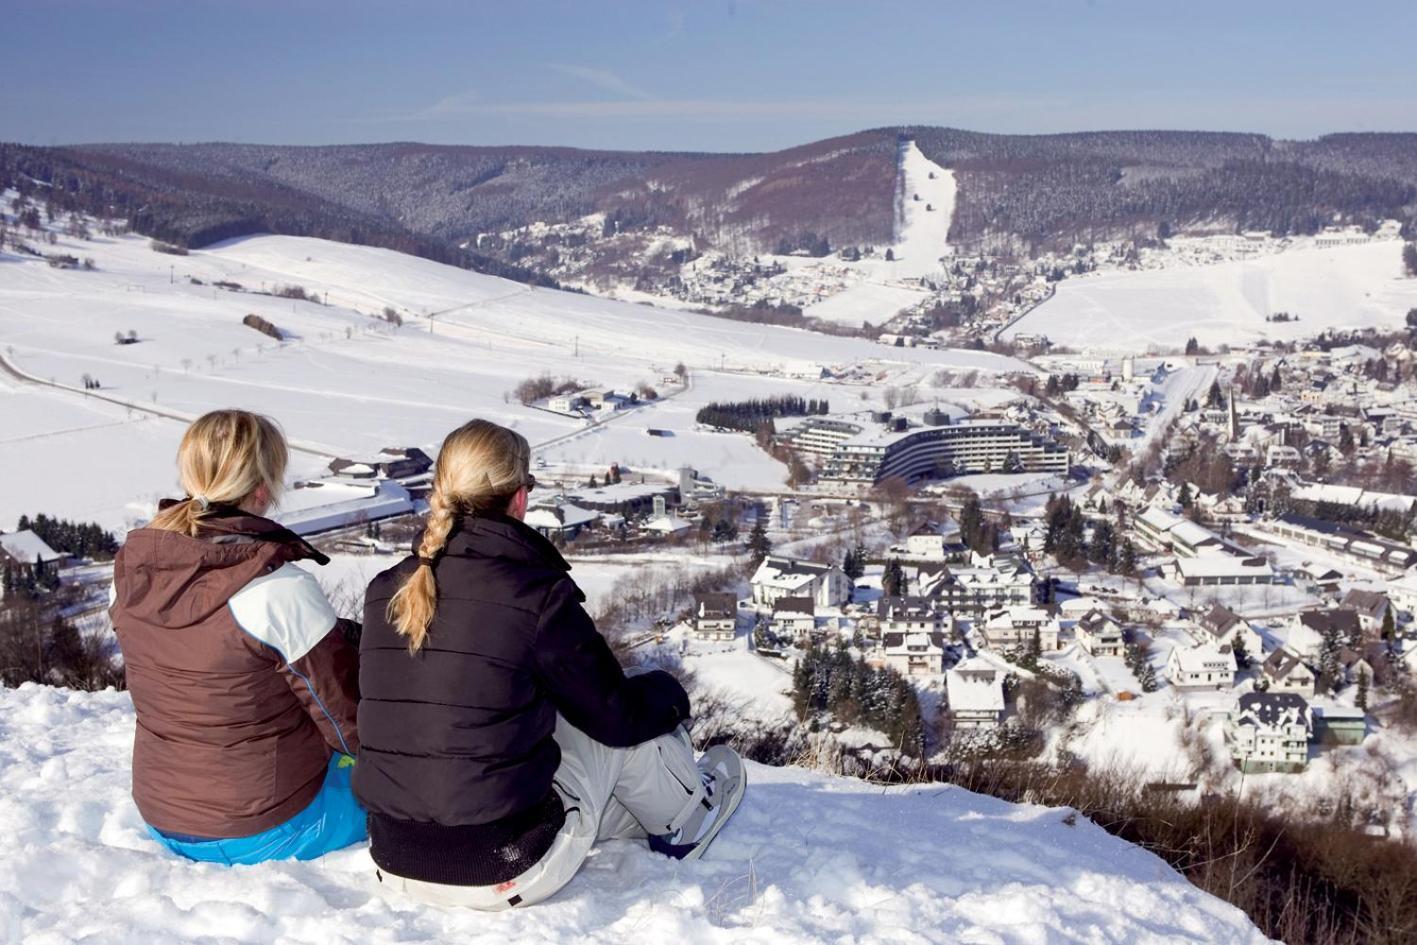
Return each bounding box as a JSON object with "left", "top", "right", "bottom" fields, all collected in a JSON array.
[{"left": 6, "top": 0, "right": 1415, "bottom": 151}]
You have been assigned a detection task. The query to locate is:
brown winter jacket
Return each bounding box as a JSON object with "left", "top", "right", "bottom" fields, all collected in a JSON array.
[{"left": 110, "top": 507, "right": 360, "bottom": 839}]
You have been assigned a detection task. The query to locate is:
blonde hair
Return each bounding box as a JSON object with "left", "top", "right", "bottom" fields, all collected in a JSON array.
[
  {"left": 387, "top": 419, "right": 532, "bottom": 653},
  {"left": 148, "top": 410, "right": 289, "bottom": 537}
]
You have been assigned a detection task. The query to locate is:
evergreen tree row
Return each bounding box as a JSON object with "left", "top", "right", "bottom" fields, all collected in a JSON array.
[{"left": 695, "top": 396, "right": 830, "bottom": 434}]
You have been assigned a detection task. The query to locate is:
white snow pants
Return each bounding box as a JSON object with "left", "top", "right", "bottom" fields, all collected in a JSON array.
[{"left": 378, "top": 715, "right": 704, "bottom": 910}]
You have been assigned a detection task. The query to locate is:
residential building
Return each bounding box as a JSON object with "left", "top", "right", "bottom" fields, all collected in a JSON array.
[
  {"left": 1339, "top": 589, "right": 1391, "bottom": 633},
  {"left": 878, "top": 596, "right": 951, "bottom": 637},
  {"left": 1197, "top": 604, "right": 1262, "bottom": 657},
  {"left": 1166, "top": 642, "right": 1235, "bottom": 690},
  {"left": 1226, "top": 692, "right": 1311, "bottom": 773},
  {"left": 1076, "top": 609, "right": 1125, "bottom": 657},
  {"left": 1387, "top": 568, "right": 1417, "bottom": 619},
  {"left": 693, "top": 592, "right": 737, "bottom": 642},
  {"left": 981, "top": 606, "right": 1061, "bottom": 652},
  {"left": 882, "top": 630, "right": 948, "bottom": 676},
  {"left": 945, "top": 657, "right": 1006, "bottom": 729},
  {"left": 915, "top": 554, "right": 1039, "bottom": 615},
  {"left": 524, "top": 500, "right": 601, "bottom": 541},
  {"left": 0, "top": 530, "right": 65, "bottom": 567},
  {"left": 770, "top": 597, "right": 817, "bottom": 643},
  {"left": 750, "top": 556, "right": 852, "bottom": 610},
  {"left": 1294, "top": 562, "right": 1344, "bottom": 597},
  {"left": 902, "top": 520, "right": 964, "bottom": 560},
  {"left": 327, "top": 447, "right": 433, "bottom": 482},
  {"left": 1260, "top": 648, "right": 1317, "bottom": 697}
]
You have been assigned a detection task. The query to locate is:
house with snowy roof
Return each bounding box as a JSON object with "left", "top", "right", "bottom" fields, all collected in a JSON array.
[
  {"left": 1076, "top": 609, "right": 1125, "bottom": 657},
  {"left": 1260, "top": 648, "right": 1316, "bottom": 697},
  {"left": 877, "top": 596, "right": 951, "bottom": 638},
  {"left": 1294, "top": 562, "right": 1344, "bottom": 597},
  {"left": 525, "top": 499, "right": 602, "bottom": 541},
  {"left": 1226, "top": 692, "right": 1311, "bottom": 773},
  {"left": 1289, "top": 609, "right": 1361, "bottom": 661},
  {"left": 1196, "top": 604, "right": 1262, "bottom": 657},
  {"left": 327, "top": 447, "right": 432, "bottom": 482},
  {"left": 751, "top": 556, "right": 851, "bottom": 610},
  {"left": 0, "top": 530, "right": 65, "bottom": 567},
  {"left": 1339, "top": 589, "right": 1390, "bottom": 634},
  {"left": 693, "top": 592, "right": 738, "bottom": 642},
  {"left": 981, "top": 606, "right": 1060, "bottom": 652},
  {"left": 945, "top": 657, "right": 1006, "bottom": 729},
  {"left": 901, "top": 520, "right": 964, "bottom": 561},
  {"left": 1166, "top": 641, "right": 1235, "bottom": 690},
  {"left": 881, "top": 630, "right": 947, "bottom": 676},
  {"left": 770, "top": 597, "right": 817, "bottom": 643}
]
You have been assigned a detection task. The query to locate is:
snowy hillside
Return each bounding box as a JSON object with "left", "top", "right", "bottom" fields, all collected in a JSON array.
[
  {"left": 0, "top": 220, "right": 1028, "bottom": 532},
  {"left": 0, "top": 684, "right": 1274, "bottom": 945},
  {"left": 1004, "top": 239, "right": 1417, "bottom": 353},
  {"left": 804, "top": 141, "right": 956, "bottom": 326}
]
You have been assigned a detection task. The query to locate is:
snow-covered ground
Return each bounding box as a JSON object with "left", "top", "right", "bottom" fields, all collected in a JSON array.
[
  {"left": 1005, "top": 240, "right": 1417, "bottom": 353},
  {"left": 803, "top": 141, "right": 955, "bottom": 326},
  {"left": 0, "top": 683, "right": 1274, "bottom": 944},
  {"left": 0, "top": 224, "right": 1027, "bottom": 532}
]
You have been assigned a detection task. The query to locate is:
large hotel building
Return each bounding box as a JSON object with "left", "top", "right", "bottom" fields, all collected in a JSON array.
[{"left": 785, "top": 409, "right": 1069, "bottom": 489}]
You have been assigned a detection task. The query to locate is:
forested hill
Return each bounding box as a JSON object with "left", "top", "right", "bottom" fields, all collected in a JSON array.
[{"left": 3, "top": 128, "right": 1414, "bottom": 281}]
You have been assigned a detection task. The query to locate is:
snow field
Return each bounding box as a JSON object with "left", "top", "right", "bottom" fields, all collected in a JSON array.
[
  {"left": 0, "top": 226, "right": 1027, "bottom": 532},
  {"left": 0, "top": 684, "right": 1274, "bottom": 945},
  {"left": 1005, "top": 240, "right": 1417, "bottom": 354}
]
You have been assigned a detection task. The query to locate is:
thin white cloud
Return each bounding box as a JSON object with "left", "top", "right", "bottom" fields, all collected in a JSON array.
[{"left": 547, "top": 64, "right": 655, "bottom": 101}]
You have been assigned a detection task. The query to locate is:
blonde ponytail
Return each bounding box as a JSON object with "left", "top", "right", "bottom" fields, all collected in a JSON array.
[
  {"left": 148, "top": 410, "right": 288, "bottom": 537},
  {"left": 387, "top": 419, "right": 532, "bottom": 653}
]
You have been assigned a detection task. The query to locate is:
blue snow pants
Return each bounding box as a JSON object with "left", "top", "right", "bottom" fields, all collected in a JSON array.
[{"left": 147, "top": 753, "right": 366, "bottom": 865}]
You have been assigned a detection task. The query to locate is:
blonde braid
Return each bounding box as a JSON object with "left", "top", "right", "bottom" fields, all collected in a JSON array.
[
  {"left": 385, "top": 418, "right": 533, "bottom": 654},
  {"left": 386, "top": 488, "right": 458, "bottom": 653}
]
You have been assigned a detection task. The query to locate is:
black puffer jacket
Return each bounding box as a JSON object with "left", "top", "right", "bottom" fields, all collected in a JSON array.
[{"left": 354, "top": 510, "right": 690, "bottom": 885}]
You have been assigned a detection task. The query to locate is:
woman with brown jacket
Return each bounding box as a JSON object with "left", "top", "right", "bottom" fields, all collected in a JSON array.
[{"left": 109, "top": 410, "right": 364, "bottom": 865}]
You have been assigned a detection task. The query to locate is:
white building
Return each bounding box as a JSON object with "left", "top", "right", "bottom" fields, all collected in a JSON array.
[
  {"left": 882, "top": 630, "right": 947, "bottom": 676},
  {"left": 1166, "top": 642, "right": 1235, "bottom": 690},
  {"left": 1076, "top": 609, "right": 1125, "bottom": 657},
  {"left": 692, "top": 592, "right": 737, "bottom": 642},
  {"left": 0, "top": 530, "right": 64, "bottom": 567},
  {"left": 1226, "top": 692, "right": 1311, "bottom": 773},
  {"left": 1174, "top": 552, "right": 1275, "bottom": 587},
  {"left": 980, "top": 606, "right": 1060, "bottom": 652},
  {"left": 1387, "top": 569, "right": 1417, "bottom": 619},
  {"left": 945, "top": 657, "right": 1006, "bottom": 729},
  {"left": 770, "top": 597, "right": 817, "bottom": 642},
  {"left": 878, "top": 596, "right": 951, "bottom": 638},
  {"left": 1260, "top": 648, "right": 1317, "bottom": 697},
  {"left": 902, "top": 520, "right": 962, "bottom": 560},
  {"left": 750, "top": 556, "right": 852, "bottom": 610}
]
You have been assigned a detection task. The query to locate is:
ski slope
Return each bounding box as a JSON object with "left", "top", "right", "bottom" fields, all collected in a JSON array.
[
  {"left": 0, "top": 224, "right": 1028, "bottom": 531},
  {"left": 0, "top": 683, "right": 1274, "bottom": 945},
  {"left": 804, "top": 141, "right": 956, "bottom": 326},
  {"left": 1003, "top": 240, "right": 1417, "bottom": 353}
]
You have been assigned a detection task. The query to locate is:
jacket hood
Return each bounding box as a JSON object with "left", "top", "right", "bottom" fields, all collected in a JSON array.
[{"left": 113, "top": 509, "right": 326, "bottom": 630}]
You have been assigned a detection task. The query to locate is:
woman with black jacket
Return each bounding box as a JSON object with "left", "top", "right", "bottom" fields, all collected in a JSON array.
[{"left": 355, "top": 419, "right": 745, "bottom": 909}]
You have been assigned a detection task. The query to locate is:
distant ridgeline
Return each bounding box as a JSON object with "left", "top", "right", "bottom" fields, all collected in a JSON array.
[{"left": 3, "top": 129, "right": 1416, "bottom": 281}]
